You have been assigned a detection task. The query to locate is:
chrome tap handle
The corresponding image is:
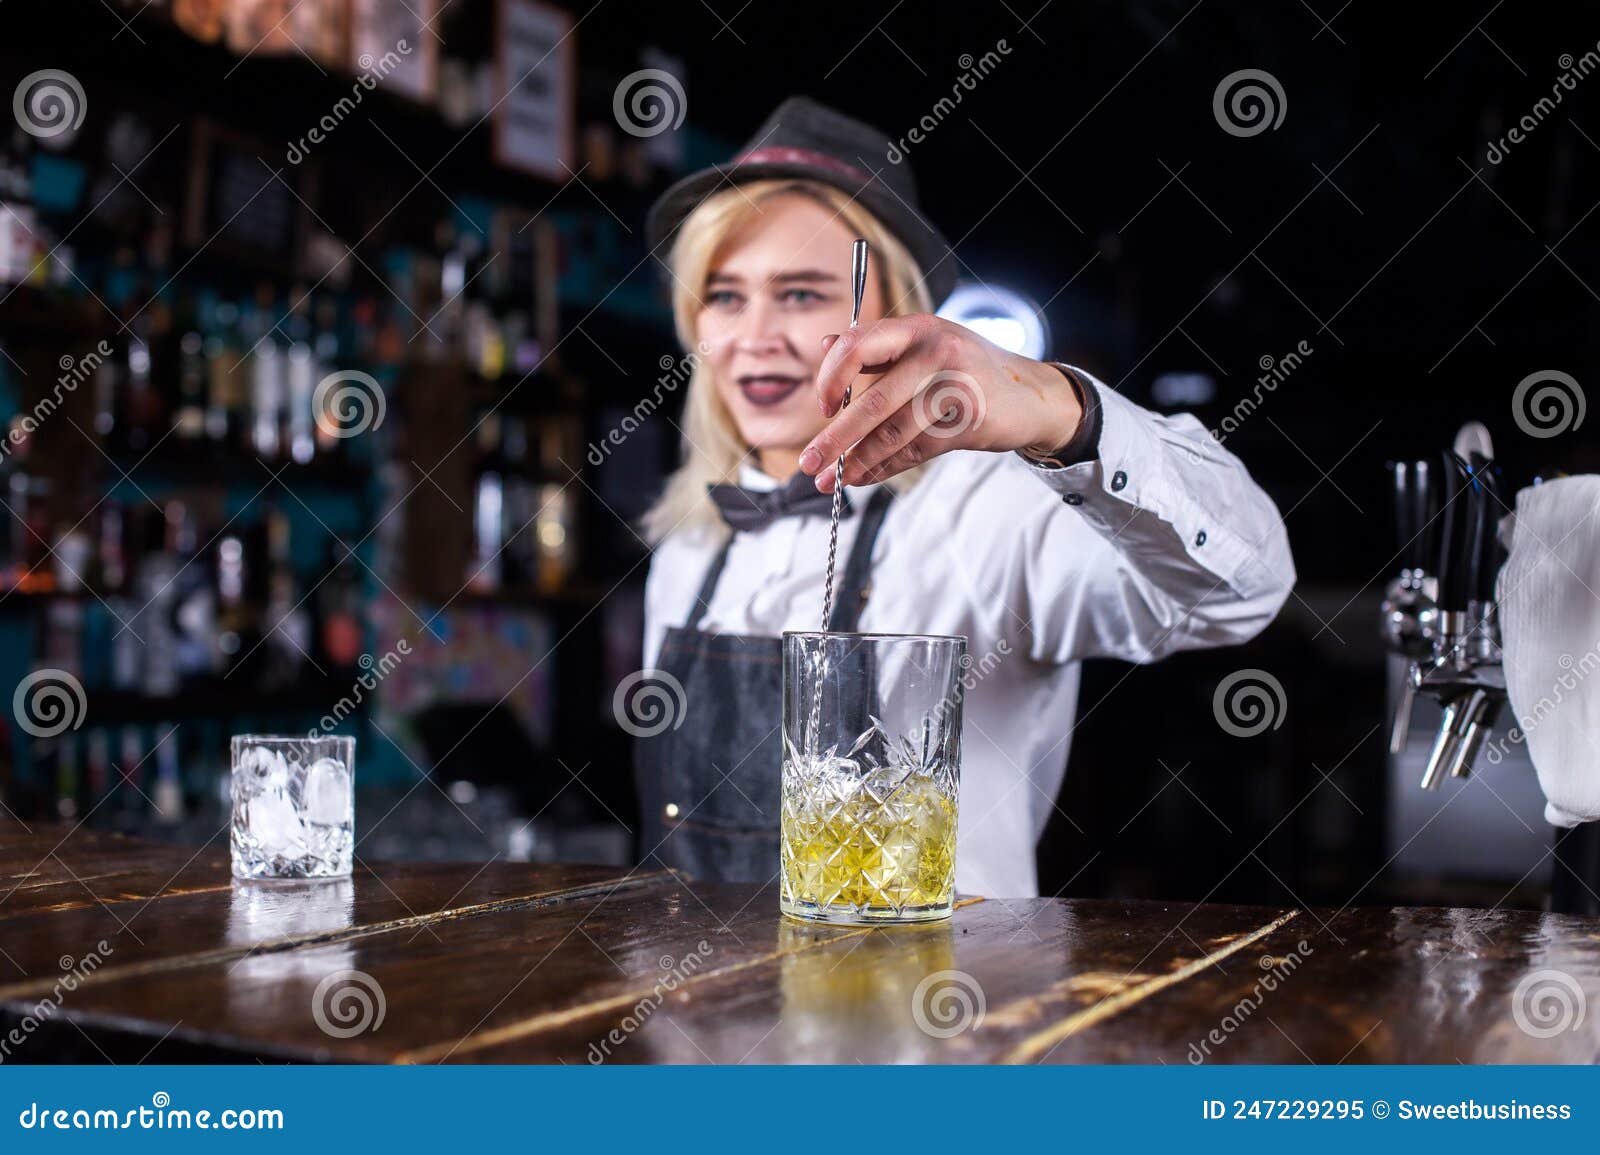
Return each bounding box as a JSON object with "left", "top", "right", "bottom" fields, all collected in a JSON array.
[
  {"left": 1449, "top": 690, "right": 1500, "bottom": 780},
  {"left": 1421, "top": 692, "right": 1470, "bottom": 790},
  {"left": 1390, "top": 670, "right": 1416, "bottom": 755}
]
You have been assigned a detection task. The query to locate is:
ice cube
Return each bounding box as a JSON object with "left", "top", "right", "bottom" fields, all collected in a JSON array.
[
  {"left": 243, "top": 778, "right": 303, "bottom": 851},
  {"left": 298, "top": 756, "right": 351, "bottom": 827},
  {"left": 235, "top": 744, "right": 289, "bottom": 800}
]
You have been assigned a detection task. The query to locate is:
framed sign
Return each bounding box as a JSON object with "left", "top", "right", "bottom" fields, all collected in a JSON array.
[
  {"left": 493, "top": 0, "right": 576, "bottom": 180},
  {"left": 349, "top": 0, "right": 439, "bottom": 103},
  {"left": 181, "top": 119, "right": 316, "bottom": 271}
]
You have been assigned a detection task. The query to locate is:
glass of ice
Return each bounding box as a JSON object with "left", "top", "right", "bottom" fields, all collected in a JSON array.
[
  {"left": 230, "top": 735, "right": 355, "bottom": 880},
  {"left": 780, "top": 632, "right": 966, "bottom": 925}
]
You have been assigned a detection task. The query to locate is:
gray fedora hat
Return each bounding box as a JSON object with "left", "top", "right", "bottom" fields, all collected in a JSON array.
[{"left": 645, "top": 95, "right": 957, "bottom": 306}]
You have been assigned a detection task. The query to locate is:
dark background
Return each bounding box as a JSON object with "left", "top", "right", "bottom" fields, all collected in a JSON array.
[{"left": 2, "top": 0, "right": 1594, "bottom": 908}]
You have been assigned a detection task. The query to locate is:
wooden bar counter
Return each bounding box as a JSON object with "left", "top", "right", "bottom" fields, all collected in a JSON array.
[{"left": 2, "top": 825, "right": 1597, "bottom": 1064}]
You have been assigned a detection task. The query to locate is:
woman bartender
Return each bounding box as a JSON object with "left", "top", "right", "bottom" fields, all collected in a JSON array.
[{"left": 632, "top": 97, "right": 1296, "bottom": 898}]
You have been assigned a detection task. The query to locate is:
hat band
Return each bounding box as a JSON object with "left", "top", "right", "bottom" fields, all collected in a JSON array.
[{"left": 735, "top": 146, "right": 875, "bottom": 187}]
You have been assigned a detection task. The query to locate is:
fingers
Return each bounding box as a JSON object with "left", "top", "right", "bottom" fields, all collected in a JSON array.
[
  {"left": 804, "top": 356, "right": 990, "bottom": 482},
  {"left": 819, "top": 368, "right": 987, "bottom": 489},
  {"left": 852, "top": 432, "right": 948, "bottom": 487},
  {"left": 801, "top": 357, "right": 930, "bottom": 474},
  {"left": 814, "top": 315, "right": 932, "bottom": 416},
  {"left": 839, "top": 388, "right": 953, "bottom": 483},
  {"left": 817, "top": 332, "right": 839, "bottom": 416},
  {"left": 813, "top": 391, "right": 955, "bottom": 490}
]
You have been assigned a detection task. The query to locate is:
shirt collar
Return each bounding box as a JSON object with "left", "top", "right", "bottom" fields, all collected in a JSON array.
[
  {"left": 737, "top": 461, "right": 781, "bottom": 491},
  {"left": 738, "top": 460, "right": 885, "bottom": 504}
]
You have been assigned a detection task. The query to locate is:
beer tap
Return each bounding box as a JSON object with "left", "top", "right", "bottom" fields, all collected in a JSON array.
[
  {"left": 1382, "top": 431, "right": 1508, "bottom": 789},
  {"left": 1381, "top": 458, "right": 1440, "bottom": 753}
]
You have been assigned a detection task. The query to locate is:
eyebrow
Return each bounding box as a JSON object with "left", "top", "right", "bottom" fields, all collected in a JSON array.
[{"left": 705, "top": 269, "right": 841, "bottom": 287}]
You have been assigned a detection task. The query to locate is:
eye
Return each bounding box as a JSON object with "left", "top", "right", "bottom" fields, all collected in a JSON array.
[
  {"left": 779, "top": 288, "right": 825, "bottom": 306},
  {"left": 704, "top": 289, "right": 743, "bottom": 309}
]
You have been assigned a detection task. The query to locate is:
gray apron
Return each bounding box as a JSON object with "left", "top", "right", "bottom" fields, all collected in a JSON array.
[{"left": 634, "top": 487, "right": 896, "bottom": 882}]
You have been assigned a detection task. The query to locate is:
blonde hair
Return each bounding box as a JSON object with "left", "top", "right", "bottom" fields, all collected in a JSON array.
[{"left": 639, "top": 180, "right": 935, "bottom": 546}]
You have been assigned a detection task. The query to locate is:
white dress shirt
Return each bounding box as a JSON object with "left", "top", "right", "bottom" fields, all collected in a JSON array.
[{"left": 643, "top": 373, "right": 1297, "bottom": 897}]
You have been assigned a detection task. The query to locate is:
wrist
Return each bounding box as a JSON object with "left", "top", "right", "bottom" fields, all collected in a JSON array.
[{"left": 1018, "top": 362, "right": 1086, "bottom": 461}]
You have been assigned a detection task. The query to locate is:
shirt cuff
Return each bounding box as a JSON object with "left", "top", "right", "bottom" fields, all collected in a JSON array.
[{"left": 1018, "top": 373, "right": 1164, "bottom": 513}]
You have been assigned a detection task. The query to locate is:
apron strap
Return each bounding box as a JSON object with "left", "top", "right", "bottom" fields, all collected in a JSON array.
[
  {"left": 683, "top": 533, "right": 736, "bottom": 631},
  {"left": 682, "top": 485, "right": 897, "bottom": 632}
]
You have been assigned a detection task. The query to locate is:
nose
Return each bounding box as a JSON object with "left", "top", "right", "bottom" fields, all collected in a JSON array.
[{"left": 731, "top": 297, "right": 793, "bottom": 356}]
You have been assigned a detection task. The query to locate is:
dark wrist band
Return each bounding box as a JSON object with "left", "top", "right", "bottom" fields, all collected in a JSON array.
[{"left": 1019, "top": 363, "right": 1102, "bottom": 468}]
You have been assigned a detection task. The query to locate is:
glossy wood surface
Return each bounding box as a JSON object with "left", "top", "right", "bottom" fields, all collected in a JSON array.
[{"left": 2, "top": 825, "right": 1596, "bottom": 1063}]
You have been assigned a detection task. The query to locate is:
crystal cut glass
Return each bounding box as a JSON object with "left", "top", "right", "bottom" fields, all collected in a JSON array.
[
  {"left": 781, "top": 632, "right": 966, "bottom": 924},
  {"left": 231, "top": 735, "right": 355, "bottom": 880}
]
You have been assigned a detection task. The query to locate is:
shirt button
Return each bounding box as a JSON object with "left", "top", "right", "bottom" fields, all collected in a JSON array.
[
  {"left": 1062, "top": 493, "right": 1084, "bottom": 506},
  {"left": 1195, "top": 529, "right": 1207, "bottom": 547},
  {"left": 664, "top": 803, "right": 680, "bottom": 820},
  {"left": 1110, "top": 470, "right": 1128, "bottom": 492}
]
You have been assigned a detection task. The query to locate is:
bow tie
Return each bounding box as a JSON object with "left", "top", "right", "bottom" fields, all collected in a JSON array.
[{"left": 707, "top": 471, "right": 851, "bottom": 532}]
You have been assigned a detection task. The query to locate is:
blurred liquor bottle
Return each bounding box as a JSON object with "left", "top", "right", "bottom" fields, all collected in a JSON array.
[
  {"left": 134, "top": 502, "right": 184, "bottom": 698},
  {"left": 175, "top": 304, "right": 209, "bottom": 442},
  {"left": 214, "top": 522, "right": 259, "bottom": 681},
  {"left": 55, "top": 735, "right": 79, "bottom": 820},
  {"left": 0, "top": 127, "right": 39, "bottom": 287},
  {"left": 114, "top": 726, "right": 144, "bottom": 818},
  {"left": 468, "top": 410, "right": 505, "bottom": 592},
  {"left": 85, "top": 729, "right": 111, "bottom": 817},
  {"left": 313, "top": 295, "right": 346, "bottom": 460},
  {"left": 246, "top": 285, "right": 285, "bottom": 461},
  {"left": 261, "top": 506, "right": 313, "bottom": 689},
  {"left": 205, "top": 301, "right": 247, "bottom": 450},
  {"left": 1, "top": 425, "right": 55, "bottom": 594},
  {"left": 501, "top": 415, "right": 538, "bottom": 589},
  {"left": 533, "top": 415, "right": 579, "bottom": 593},
  {"left": 122, "top": 314, "right": 164, "bottom": 455},
  {"left": 153, "top": 736, "right": 186, "bottom": 825},
  {"left": 172, "top": 505, "right": 220, "bottom": 689},
  {"left": 318, "top": 539, "right": 364, "bottom": 673},
  {"left": 286, "top": 290, "right": 317, "bottom": 464}
]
